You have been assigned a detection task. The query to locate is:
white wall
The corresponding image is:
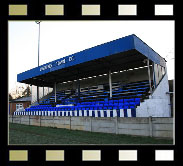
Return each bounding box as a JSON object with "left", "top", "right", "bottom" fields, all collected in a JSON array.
[{"left": 136, "top": 73, "right": 171, "bottom": 117}]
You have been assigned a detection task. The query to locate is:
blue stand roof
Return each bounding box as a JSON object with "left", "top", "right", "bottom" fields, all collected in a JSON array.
[{"left": 17, "top": 34, "right": 166, "bottom": 86}]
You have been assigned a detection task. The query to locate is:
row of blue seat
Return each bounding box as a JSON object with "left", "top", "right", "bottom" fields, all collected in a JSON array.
[
  {"left": 40, "top": 80, "right": 149, "bottom": 104},
  {"left": 79, "top": 98, "right": 140, "bottom": 104},
  {"left": 30, "top": 105, "right": 52, "bottom": 108},
  {"left": 26, "top": 104, "right": 137, "bottom": 112}
]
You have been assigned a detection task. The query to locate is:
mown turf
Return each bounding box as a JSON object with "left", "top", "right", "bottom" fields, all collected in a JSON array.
[{"left": 9, "top": 123, "right": 173, "bottom": 145}]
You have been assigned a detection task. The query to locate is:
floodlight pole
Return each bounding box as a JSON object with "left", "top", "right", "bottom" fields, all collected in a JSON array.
[
  {"left": 36, "top": 21, "right": 41, "bottom": 104},
  {"left": 36, "top": 21, "right": 41, "bottom": 67}
]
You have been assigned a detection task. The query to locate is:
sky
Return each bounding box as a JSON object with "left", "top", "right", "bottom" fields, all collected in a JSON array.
[{"left": 8, "top": 21, "right": 174, "bottom": 92}]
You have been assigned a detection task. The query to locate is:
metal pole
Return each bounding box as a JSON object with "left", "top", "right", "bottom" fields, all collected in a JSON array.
[
  {"left": 36, "top": 21, "right": 41, "bottom": 104},
  {"left": 77, "top": 78, "right": 80, "bottom": 103},
  {"left": 109, "top": 70, "right": 112, "bottom": 98},
  {"left": 36, "top": 21, "right": 41, "bottom": 67},
  {"left": 31, "top": 84, "right": 33, "bottom": 104},
  {"left": 152, "top": 63, "right": 156, "bottom": 89},
  {"left": 54, "top": 82, "right": 57, "bottom": 103},
  {"left": 37, "top": 86, "right": 39, "bottom": 104},
  {"left": 147, "top": 59, "right": 152, "bottom": 93}
]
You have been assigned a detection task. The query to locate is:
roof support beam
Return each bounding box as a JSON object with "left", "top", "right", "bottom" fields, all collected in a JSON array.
[
  {"left": 43, "top": 86, "right": 44, "bottom": 97},
  {"left": 145, "top": 59, "right": 152, "bottom": 93},
  {"left": 152, "top": 62, "right": 157, "bottom": 89},
  {"left": 109, "top": 69, "right": 112, "bottom": 99},
  {"left": 54, "top": 82, "right": 57, "bottom": 103},
  {"left": 37, "top": 86, "right": 39, "bottom": 104},
  {"left": 77, "top": 76, "right": 80, "bottom": 103},
  {"left": 30, "top": 85, "right": 32, "bottom": 104}
]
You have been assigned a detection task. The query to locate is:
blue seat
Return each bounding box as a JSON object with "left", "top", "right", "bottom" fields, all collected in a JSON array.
[
  {"left": 107, "top": 106, "right": 113, "bottom": 110},
  {"left": 124, "top": 103, "right": 129, "bottom": 107},
  {"left": 135, "top": 98, "right": 140, "bottom": 101},
  {"left": 113, "top": 106, "right": 119, "bottom": 110},
  {"left": 119, "top": 105, "right": 124, "bottom": 109},
  {"left": 108, "top": 103, "right": 113, "bottom": 107},
  {"left": 129, "top": 102, "right": 135, "bottom": 105},
  {"left": 113, "top": 103, "right": 119, "bottom": 107},
  {"left": 130, "top": 105, "right": 135, "bottom": 109},
  {"left": 128, "top": 98, "right": 135, "bottom": 102},
  {"left": 124, "top": 105, "right": 129, "bottom": 109},
  {"left": 119, "top": 99, "right": 123, "bottom": 102}
]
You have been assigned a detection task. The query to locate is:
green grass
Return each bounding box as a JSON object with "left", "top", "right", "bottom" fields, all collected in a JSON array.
[{"left": 9, "top": 123, "right": 173, "bottom": 145}]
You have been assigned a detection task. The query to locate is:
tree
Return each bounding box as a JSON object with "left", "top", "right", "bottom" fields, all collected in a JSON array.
[
  {"left": 9, "top": 94, "right": 13, "bottom": 101},
  {"left": 22, "top": 85, "right": 31, "bottom": 97},
  {"left": 26, "top": 85, "right": 31, "bottom": 97}
]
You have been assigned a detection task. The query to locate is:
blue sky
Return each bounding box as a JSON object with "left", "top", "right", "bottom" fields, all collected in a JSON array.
[{"left": 8, "top": 21, "right": 174, "bottom": 92}]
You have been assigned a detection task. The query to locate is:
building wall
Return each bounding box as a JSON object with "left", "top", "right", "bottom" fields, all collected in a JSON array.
[
  {"left": 9, "top": 101, "right": 31, "bottom": 115},
  {"left": 9, "top": 103, "right": 16, "bottom": 115}
]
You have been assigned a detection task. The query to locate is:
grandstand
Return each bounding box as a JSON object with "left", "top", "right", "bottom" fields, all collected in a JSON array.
[{"left": 14, "top": 34, "right": 171, "bottom": 117}]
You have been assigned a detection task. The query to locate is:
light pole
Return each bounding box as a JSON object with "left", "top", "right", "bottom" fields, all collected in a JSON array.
[
  {"left": 35, "top": 21, "right": 41, "bottom": 103},
  {"left": 35, "top": 21, "right": 41, "bottom": 66}
]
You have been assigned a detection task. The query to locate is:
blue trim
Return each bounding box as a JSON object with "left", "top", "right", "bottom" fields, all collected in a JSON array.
[
  {"left": 110, "top": 111, "right": 113, "bottom": 117},
  {"left": 104, "top": 111, "right": 107, "bottom": 117},
  {"left": 87, "top": 111, "right": 89, "bottom": 116},
  {"left": 131, "top": 108, "right": 136, "bottom": 117},
  {"left": 82, "top": 110, "right": 84, "bottom": 116},
  {"left": 124, "top": 109, "right": 127, "bottom": 117},
  {"left": 98, "top": 111, "right": 101, "bottom": 117},
  {"left": 117, "top": 110, "right": 120, "bottom": 117}
]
